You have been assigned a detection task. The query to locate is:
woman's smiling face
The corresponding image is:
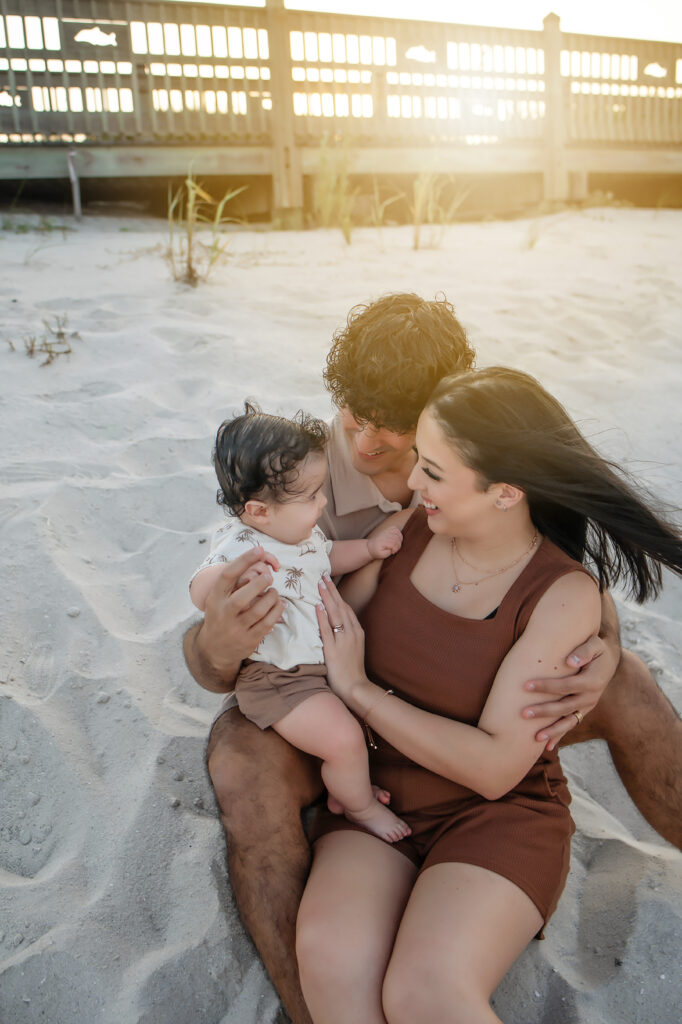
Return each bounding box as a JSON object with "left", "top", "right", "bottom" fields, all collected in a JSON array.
[{"left": 407, "top": 410, "right": 496, "bottom": 535}]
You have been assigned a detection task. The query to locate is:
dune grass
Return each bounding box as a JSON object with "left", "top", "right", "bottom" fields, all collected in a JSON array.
[
  {"left": 312, "top": 137, "right": 357, "bottom": 244},
  {"left": 412, "top": 173, "right": 471, "bottom": 250},
  {"left": 167, "top": 172, "right": 247, "bottom": 285},
  {"left": 7, "top": 314, "right": 81, "bottom": 366}
]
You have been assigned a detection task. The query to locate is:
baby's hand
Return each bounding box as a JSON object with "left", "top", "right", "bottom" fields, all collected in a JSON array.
[
  {"left": 235, "top": 547, "right": 280, "bottom": 589},
  {"left": 367, "top": 526, "right": 403, "bottom": 560}
]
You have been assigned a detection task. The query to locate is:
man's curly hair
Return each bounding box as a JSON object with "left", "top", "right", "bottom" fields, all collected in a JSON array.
[
  {"left": 213, "top": 403, "right": 328, "bottom": 516},
  {"left": 324, "top": 292, "right": 475, "bottom": 434}
]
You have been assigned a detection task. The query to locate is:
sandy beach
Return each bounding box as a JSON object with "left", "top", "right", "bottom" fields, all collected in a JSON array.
[{"left": 1, "top": 206, "right": 681, "bottom": 1023}]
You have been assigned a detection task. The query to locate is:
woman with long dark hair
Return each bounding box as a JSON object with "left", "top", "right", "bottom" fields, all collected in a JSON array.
[{"left": 296, "top": 367, "right": 682, "bottom": 1024}]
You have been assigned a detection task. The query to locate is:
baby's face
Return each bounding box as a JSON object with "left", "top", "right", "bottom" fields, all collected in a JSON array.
[{"left": 261, "top": 452, "right": 328, "bottom": 545}]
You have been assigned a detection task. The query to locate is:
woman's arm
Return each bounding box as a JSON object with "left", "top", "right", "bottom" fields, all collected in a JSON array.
[
  {"left": 521, "top": 590, "right": 621, "bottom": 747},
  {"left": 317, "top": 571, "right": 601, "bottom": 800}
]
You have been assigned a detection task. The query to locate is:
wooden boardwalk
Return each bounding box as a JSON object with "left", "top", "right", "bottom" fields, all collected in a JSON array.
[{"left": 1, "top": 0, "right": 681, "bottom": 212}]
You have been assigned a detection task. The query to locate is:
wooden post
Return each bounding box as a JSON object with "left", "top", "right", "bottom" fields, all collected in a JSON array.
[
  {"left": 570, "top": 170, "right": 589, "bottom": 201},
  {"left": 266, "top": 0, "right": 304, "bottom": 227},
  {"left": 67, "top": 150, "right": 82, "bottom": 220},
  {"left": 542, "top": 13, "right": 569, "bottom": 202}
]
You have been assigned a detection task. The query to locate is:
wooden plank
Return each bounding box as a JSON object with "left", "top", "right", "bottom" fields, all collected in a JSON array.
[
  {"left": 564, "top": 146, "right": 682, "bottom": 174},
  {"left": 542, "top": 13, "right": 568, "bottom": 200},
  {"left": 266, "top": 0, "right": 302, "bottom": 214},
  {"left": 0, "top": 142, "right": 273, "bottom": 177},
  {"left": 299, "top": 143, "right": 546, "bottom": 175},
  {"left": 1, "top": 138, "right": 681, "bottom": 183}
]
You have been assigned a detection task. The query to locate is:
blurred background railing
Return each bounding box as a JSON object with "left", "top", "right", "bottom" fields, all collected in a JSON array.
[{"left": 1, "top": 1, "right": 681, "bottom": 214}]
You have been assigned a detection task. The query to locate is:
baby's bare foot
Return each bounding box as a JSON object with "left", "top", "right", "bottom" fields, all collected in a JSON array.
[
  {"left": 344, "top": 799, "right": 411, "bottom": 843},
  {"left": 327, "top": 784, "right": 390, "bottom": 816}
]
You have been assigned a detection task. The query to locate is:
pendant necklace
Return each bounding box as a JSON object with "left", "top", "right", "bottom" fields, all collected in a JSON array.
[{"left": 450, "top": 532, "right": 538, "bottom": 593}]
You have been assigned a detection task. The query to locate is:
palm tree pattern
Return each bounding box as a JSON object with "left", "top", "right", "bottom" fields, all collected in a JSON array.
[
  {"left": 284, "top": 566, "right": 304, "bottom": 598},
  {"left": 205, "top": 553, "right": 229, "bottom": 566},
  {"left": 235, "top": 528, "right": 258, "bottom": 545}
]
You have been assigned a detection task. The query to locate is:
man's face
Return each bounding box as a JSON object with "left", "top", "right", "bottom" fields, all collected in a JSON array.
[{"left": 339, "top": 407, "right": 416, "bottom": 479}]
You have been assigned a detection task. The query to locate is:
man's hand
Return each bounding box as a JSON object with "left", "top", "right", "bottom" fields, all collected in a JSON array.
[
  {"left": 236, "top": 549, "right": 281, "bottom": 589},
  {"left": 366, "top": 526, "right": 403, "bottom": 561},
  {"left": 521, "top": 633, "right": 620, "bottom": 750},
  {"left": 185, "top": 546, "right": 284, "bottom": 693}
]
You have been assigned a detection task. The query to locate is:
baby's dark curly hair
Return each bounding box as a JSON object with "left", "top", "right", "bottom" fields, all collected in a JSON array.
[
  {"left": 324, "top": 292, "right": 475, "bottom": 433},
  {"left": 213, "top": 403, "right": 329, "bottom": 516}
]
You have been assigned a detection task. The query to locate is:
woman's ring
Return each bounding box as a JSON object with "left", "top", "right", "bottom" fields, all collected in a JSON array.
[
  {"left": 332, "top": 624, "right": 345, "bottom": 633},
  {"left": 572, "top": 710, "right": 584, "bottom": 725}
]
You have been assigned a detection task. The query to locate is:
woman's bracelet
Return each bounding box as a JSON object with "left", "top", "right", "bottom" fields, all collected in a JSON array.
[{"left": 362, "top": 688, "right": 394, "bottom": 750}]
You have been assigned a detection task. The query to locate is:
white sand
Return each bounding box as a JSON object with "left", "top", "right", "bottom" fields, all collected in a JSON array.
[{"left": 1, "top": 208, "right": 681, "bottom": 1023}]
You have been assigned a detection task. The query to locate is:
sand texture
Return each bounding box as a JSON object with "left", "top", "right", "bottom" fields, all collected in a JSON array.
[{"left": 1, "top": 208, "right": 681, "bottom": 1023}]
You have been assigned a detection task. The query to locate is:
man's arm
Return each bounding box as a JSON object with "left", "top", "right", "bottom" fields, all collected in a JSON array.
[
  {"left": 522, "top": 590, "right": 621, "bottom": 748},
  {"left": 183, "top": 547, "right": 285, "bottom": 694}
]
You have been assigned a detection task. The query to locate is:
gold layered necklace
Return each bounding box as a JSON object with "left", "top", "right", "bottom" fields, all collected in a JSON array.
[{"left": 450, "top": 532, "right": 539, "bottom": 593}]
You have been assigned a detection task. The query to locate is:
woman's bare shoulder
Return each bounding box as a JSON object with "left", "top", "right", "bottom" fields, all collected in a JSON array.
[{"left": 529, "top": 570, "right": 601, "bottom": 639}]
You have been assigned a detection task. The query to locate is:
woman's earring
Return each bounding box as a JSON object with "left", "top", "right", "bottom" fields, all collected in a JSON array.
[{"left": 495, "top": 499, "right": 507, "bottom": 511}]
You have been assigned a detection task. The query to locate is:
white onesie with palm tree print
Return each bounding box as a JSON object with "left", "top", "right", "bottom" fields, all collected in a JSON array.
[{"left": 191, "top": 519, "right": 333, "bottom": 671}]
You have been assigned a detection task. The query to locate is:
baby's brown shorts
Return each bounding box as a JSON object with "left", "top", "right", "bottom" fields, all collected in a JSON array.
[{"left": 235, "top": 660, "right": 330, "bottom": 730}]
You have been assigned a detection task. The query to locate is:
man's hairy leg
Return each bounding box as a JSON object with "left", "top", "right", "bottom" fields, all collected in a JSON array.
[
  {"left": 559, "top": 649, "right": 682, "bottom": 848},
  {"left": 207, "top": 709, "right": 322, "bottom": 1024}
]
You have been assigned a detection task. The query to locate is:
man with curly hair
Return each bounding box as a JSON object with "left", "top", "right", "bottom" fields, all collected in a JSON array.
[{"left": 184, "top": 292, "right": 681, "bottom": 1024}]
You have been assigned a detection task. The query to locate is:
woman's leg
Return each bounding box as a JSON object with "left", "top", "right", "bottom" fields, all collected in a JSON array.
[
  {"left": 274, "top": 692, "right": 411, "bottom": 842},
  {"left": 297, "top": 831, "right": 417, "bottom": 1024},
  {"left": 383, "top": 863, "right": 543, "bottom": 1024}
]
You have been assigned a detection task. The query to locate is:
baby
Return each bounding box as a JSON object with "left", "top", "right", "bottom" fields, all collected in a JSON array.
[{"left": 190, "top": 404, "right": 410, "bottom": 843}]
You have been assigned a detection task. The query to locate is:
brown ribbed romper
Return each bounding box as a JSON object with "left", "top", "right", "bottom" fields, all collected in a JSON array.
[{"left": 313, "top": 507, "right": 592, "bottom": 923}]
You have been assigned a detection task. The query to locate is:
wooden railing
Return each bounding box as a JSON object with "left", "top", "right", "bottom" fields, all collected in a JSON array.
[
  {"left": 561, "top": 30, "right": 682, "bottom": 144},
  {"left": 1, "top": 1, "right": 681, "bottom": 207}
]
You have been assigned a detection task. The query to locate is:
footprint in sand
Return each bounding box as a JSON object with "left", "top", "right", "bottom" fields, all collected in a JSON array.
[
  {"left": 0, "top": 701, "right": 62, "bottom": 879},
  {"left": 19, "top": 644, "right": 65, "bottom": 702},
  {"left": 574, "top": 837, "right": 647, "bottom": 985}
]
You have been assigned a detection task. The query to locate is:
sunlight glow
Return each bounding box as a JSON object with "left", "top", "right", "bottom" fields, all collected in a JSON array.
[{"left": 283, "top": 1, "right": 682, "bottom": 45}]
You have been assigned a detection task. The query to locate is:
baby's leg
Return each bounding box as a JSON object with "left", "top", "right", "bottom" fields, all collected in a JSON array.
[
  {"left": 326, "top": 785, "right": 391, "bottom": 816},
  {"left": 273, "top": 692, "right": 411, "bottom": 844}
]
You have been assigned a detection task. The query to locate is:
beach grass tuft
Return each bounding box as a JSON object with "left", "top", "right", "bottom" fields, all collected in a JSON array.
[
  {"left": 312, "top": 136, "right": 357, "bottom": 244},
  {"left": 1, "top": 215, "right": 72, "bottom": 236},
  {"left": 167, "top": 171, "right": 247, "bottom": 285},
  {"left": 8, "top": 314, "right": 81, "bottom": 366},
  {"left": 367, "top": 177, "right": 404, "bottom": 232},
  {"left": 412, "top": 173, "right": 471, "bottom": 251}
]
